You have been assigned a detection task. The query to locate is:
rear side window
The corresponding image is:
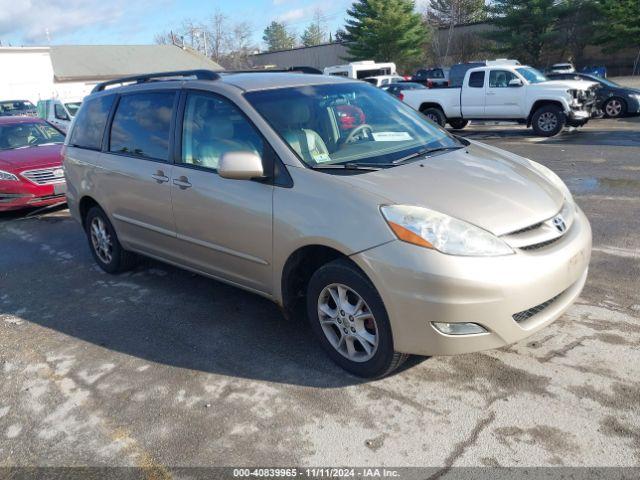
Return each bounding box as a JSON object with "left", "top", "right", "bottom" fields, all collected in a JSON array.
[
  {"left": 109, "top": 92, "right": 175, "bottom": 161},
  {"left": 68, "top": 95, "right": 115, "bottom": 150},
  {"left": 468, "top": 71, "right": 485, "bottom": 88}
]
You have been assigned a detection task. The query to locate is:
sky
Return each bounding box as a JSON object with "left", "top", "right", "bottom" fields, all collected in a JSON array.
[{"left": 0, "top": 0, "right": 397, "bottom": 49}]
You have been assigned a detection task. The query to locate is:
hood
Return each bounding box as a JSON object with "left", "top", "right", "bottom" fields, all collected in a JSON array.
[
  {"left": 539, "top": 80, "right": 597, "bottom": 91},
  {"left": 0, "top": 144, "right": 63, "bottom": 172},
  {"left": 336, "top": 142, "right": 563, "bottom": 236}
]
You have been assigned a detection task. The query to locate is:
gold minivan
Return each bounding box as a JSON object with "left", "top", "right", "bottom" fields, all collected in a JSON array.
[{"left": 64, "top": 70, "right": 591, "bottom": 377}]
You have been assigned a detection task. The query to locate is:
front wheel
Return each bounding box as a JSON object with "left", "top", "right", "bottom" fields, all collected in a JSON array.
[
  {"left": 531, "top": 105, "right": 566, "bottom": 137},
  {"left": 306, "top": 259, "right": 408, "bottom": 378}
]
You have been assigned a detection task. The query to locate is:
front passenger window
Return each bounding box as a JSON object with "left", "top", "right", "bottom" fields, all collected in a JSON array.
[
  {"left": 181, "top": 93, "right": 264, "bottom": 171},
  {"left": 489, "top": 70, "right": 518, "bottom": 88}
]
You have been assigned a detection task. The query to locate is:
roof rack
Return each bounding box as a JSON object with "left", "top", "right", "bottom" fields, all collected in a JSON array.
[
  {"left": 224, "top": 66, "right": 322, "bottom": 75},
  {"left": 91, "top": 70, "right": 221, "bottom": 93}
]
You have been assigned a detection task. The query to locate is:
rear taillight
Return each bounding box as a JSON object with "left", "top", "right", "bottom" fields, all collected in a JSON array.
[
  {"left": 398, "top": 93, "right": 404, "bottom": 101},
  {"left": 427, "top": 80, "right": 433, "bottom": 88}
]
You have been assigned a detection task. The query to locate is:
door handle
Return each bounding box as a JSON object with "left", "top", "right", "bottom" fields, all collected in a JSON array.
[
  {"left": 173, "top": 176, "right": 192, "bottom": 189},
  {"left": 486, "top": 92, "right": 496, "bottom": 96},
  {"left": 151, "top": 171, "right": 169, "bottom": 183}
]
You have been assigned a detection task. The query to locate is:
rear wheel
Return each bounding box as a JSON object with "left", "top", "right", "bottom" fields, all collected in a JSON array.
[
  {"left": 85, "top": 206, "right": 137, "bottom": 274},
  {"left": 603, "top": 97, "right": 626, "bottom": 118},
  {"left": 448, "top": 119, "right": 469, "bottom": 130},
  {"left": 421, "top": 107, "right": 446, "bottom": 127},
  {"left": 306, "top": 259, "right": 408, "bottom": 378},
  {"left": 531, "top": 105, "right": 565, "bottom": 137}
]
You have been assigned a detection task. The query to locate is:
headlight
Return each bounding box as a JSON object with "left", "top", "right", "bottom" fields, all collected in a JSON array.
[
  {"left": 0, "top": 170, "right": 19, "bottom": 181},
  {"left": 527, "top": 161, "right": 573, "bottom": 203},
  {"left": 380, "top": 205, "right": 514, "bottom": 256}
]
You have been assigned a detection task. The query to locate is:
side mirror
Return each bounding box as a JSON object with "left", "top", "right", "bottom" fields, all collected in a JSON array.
[
  {"left": 218, "top": 151, "right": 264, "bottom": 180},
  {"left": 508, "top": 78, "right": 523, "bottom": 87}
]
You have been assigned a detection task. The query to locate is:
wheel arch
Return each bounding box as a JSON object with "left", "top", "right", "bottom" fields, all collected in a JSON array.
[
  {"left": 78, "top": 195, "right": 101, "bottom": 229},
  {"left": 419, "top": 102, "right": 446, "bottom": 114},
  {"left": 527, "top": 100, "right": 565, "bottom": 126}
]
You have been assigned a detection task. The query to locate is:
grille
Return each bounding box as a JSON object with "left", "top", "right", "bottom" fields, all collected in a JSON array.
[
  {"left": 512, "top": 291, "right": 565, "bottom": 323},
  {"left": 21, "top": 167, "right": 65, "bottom": 185},
  {"left": 508, "top": 221, "right": 544, "bottom": 236},
  {"left": 519, "top": 237, "right": 562, "bottom": 251}
]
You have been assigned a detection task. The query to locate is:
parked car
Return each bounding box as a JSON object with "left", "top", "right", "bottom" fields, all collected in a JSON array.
[
  {"left": 580, "top": 65, "right": 607, "bottom": 78},
  {"left": 449, "top": 59, "right": 521, "bottom": 88},
  {"left": 547, "top": 62, "right": 576, "bottom": 74},
  {"left": 64, "top": 70, "right": 591, "bottom": 378},
  {"left": 546, "top": 72, "right": 640, "bottom": 118},
  {"left": 37, "top": 98, "right": 82, "bottom": 133},
  {"left": 0, "top": 116, "right": 66, "bottom": 212},
  {"left": 402, "top": 64, "right": 598, "bottom": 136},
  {"left": 362, "top": 75, "right": 405, "bottom": 87},
  {"left": 323, "top": 60, "right": 397, "bottom": 79},
  {"left": 381, "top": 82, "right": 426, "bottom": 100},
  {"left": 412, "top": 68, "right": 449, "bottom": 88},
  {"left": 0, "top": 100, "right": 37, "bottom": 117}
]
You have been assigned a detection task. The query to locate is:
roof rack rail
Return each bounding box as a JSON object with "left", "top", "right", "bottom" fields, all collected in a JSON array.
[
  {"left": 224, "top": 66, "right": 322, "bottom": 75},
  {"left": 91, "top": 70, "right": 221, "bottom": 93}
]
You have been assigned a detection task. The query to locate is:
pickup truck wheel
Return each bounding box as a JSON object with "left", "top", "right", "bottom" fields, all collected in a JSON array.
[
  {"left": 421, "top": 107, "right": 446, "bottom": 127},
  {"left": 603, "top": 97, "right": 626, "bottom": 118},
  {"left": 448, "top": 119, "right": 469, "bottom": 130},
  {"left": 307, "top": 259, "right": 408, "bottom": 378},
  {"left": 531, "top": 105, "right": 565, "bottom": 137},
  {"left": 85, "top": 206, "right": 137, "bottom": 274}
]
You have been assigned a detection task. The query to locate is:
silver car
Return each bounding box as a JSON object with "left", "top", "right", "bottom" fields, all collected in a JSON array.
[{"left": 63, "top": 70, "right": 592, "bottom": 378}]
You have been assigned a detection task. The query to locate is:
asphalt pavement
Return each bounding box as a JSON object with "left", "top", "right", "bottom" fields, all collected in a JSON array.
[{"left": 0, "top": 117, "right": 638, "bottom": 472}]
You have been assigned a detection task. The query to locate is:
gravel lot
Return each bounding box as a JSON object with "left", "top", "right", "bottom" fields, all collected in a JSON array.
[{"left": 1, "top": 116, "right": 638, "bottom": 472}]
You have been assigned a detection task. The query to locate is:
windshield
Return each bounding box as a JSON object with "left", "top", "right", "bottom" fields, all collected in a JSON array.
[
  {"left": 65, "top": 102, "right": 82, "bottom": 116},
  {"left": 0, "top": 122, "right": 65, "bottom": 151},
  {"left": 245, "top": 83, "right": 460, "bottom": 167},
  {"left": 516, "top": 67, "right": 547, "bottom": 84},
  {"left": 0, "top": 100, "right": 36, "bottom": 116}
]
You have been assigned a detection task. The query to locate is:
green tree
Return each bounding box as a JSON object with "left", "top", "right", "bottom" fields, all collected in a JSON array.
[
  {"left": 301, "top": 10, "right": 327, "bottom": 47},
  {"left": 485, "top": 0, "right": 560, "bottom": 66},
  {"left": 426, "top": 0, "right": 486, "bottom": 27},
  {"left": 263, "top": 21, "right": 296, "bottom": 51},
  {"left": 554, "top": 0, "right": 600, "bottom": 65},
  {"left": 343, "top": 0, "right": 430, "bottom": 69},
  {"left": 595, "top": 0, "right": 640, "bottom": 73}
]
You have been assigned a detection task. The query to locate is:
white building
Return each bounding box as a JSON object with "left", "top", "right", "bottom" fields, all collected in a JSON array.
[{"left": 0, "top": 45, "right": 222, "bottom": 104}]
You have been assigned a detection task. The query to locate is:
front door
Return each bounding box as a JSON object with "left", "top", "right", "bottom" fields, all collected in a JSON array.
[
  {"left": 170, "top": 91, "right": 274, "bottom": 295},
  {"left": 484, "top": 69, "right": 524, "bottom": 118}
]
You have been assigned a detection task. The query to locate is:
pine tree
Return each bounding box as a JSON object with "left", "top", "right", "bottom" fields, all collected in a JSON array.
[
  {"left": 485, "top": 0, "right": 560, "bottom": 66},
  {"left": 301, "top": 10, "right": 327, "bottom": 47},
  {"left": 595, "top": 0, "right": 640, "bottom": 73},
  {"left": 427, "top": 0, "right": 486, "bottom": 27},
  {"left": 263, "top": 21, "right": 296, "bottom": 51},
  {"left": 343, "top": 0, "right": 430, "bottom": 68}
]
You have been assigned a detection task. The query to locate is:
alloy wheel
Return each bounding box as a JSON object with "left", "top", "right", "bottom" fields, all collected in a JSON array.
[
  {"left": 90, "top": 216, "right": 113, "bottom": 264},
  {"left": 317, "top": 283, "right": 379, "bottom": 362},
  {"left": 605, "top": 99, "right": 623, "bottom": 117},
  {"left": 537, "top": 112, "right": 558, "bottom": 132}
]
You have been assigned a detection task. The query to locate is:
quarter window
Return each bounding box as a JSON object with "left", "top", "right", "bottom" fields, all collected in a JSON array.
[
  {"left": 468, "top": 71, "right": 485, "bottom": 88},
  {"left": 181, "top": 93, "right": 264, "bottom": 172},
  {"left": 489, "top": 70, "right": 518, "bottom": 88},
  {"left": 68, "top": 95, "right": 115, "bottom": 150},
  {"left": 109, "top": 92, "right": 175, "bottom": 161}
]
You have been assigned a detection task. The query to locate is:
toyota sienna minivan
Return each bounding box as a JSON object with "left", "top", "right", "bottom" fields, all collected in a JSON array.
[{"left": 63, "top": 70, "right": 591, "bottom": 377}]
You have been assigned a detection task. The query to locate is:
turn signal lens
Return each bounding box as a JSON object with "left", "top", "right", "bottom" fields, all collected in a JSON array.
[{"left": 387, "top": 221, "right": 433, "bottom": 249}]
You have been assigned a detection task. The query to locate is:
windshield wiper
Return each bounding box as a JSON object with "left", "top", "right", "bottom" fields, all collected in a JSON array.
[
  {"left": 311, "top": 162, "right": 386, "bottom": 171},
  {"left": 392, "top": 145, "right": 464, "bottom": 164}
]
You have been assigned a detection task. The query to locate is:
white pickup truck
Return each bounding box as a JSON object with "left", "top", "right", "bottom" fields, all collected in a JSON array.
[{"left": 402, "top": 64, "right": 598, "bottom": 136}]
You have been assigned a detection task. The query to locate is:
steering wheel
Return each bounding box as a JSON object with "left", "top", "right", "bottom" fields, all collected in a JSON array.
[{"left": 344, "top": 124, "right": 374, "bottom": 144}]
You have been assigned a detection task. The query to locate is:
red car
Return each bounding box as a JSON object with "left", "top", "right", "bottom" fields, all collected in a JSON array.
[{"left": 0, "top": 116, "right": 66, "bottom": 212}]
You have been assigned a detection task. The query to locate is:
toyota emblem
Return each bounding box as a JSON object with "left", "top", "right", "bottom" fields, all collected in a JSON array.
[{"left": 553, "top": 215, "right": 567, "bottom": 233}]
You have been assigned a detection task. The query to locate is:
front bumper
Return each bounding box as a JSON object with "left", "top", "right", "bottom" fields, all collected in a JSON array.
[
  {"left": 352, "top": 207, "right": 592, "bottom": 356},
  {"left": 0, "top": 181, "right": 66, "bottom": 212}
]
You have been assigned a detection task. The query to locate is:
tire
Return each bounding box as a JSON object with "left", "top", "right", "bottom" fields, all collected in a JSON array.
[
  {"left": 85, "top": 206, "right": 137, "bottom": 274},
  {"left": 306, "top": 258, "right": 408, "bottom": 378},
  {"left": 603, "top": 97, "right": 626, "bottom": 118},
  {"left": 531, "top": 105, "right": 565, "bottom": 137},
  {"left": 448, "top": 119, "right": 469, "bottom": 130},
  {"left": 421, "top": 107, "right": 446, "bottom": 127}
]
